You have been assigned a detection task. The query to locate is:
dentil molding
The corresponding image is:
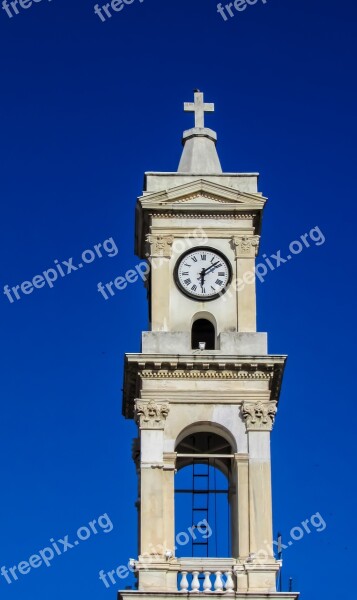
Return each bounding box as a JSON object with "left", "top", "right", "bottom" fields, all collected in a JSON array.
[
  {"left": 141, "top": 369, "right": 272, "bottom": 380},
  {"left": 149, "top": 212, "right": 255, "bottom": 220}
]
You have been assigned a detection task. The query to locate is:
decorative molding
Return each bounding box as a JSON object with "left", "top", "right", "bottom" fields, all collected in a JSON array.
[
  {"left": 141, "top": 369, "right": 273, "bottom": 381},
  {"left": 171, "top": 193, "right": 241, "bottom": 204},
  {"left": 232, "top": 235, "right": 260, "bottom": 258},
  {"left": 149, "top": 212, "right": 255, "bottom": 220},
  {"left": 146, "top": 234, "right": 174, "bottom": 258},
  {"left": 233, "top": 453, "right": 249, "bottom": 463},
  {"left": 163, "top": 452, "right": 177, "bottom": 471},
  {"left": 241, "top": 401, "right": 277, "bottom": 431},
  {"left": 135, "top": 399, "right": 170, "bottom": 429}
]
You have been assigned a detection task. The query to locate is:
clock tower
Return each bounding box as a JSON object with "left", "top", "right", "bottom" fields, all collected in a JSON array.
[{"left": 121, "top": 91, "right": 299, "bottom": 600}]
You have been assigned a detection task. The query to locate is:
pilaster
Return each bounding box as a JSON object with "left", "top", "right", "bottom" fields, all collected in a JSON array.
[
  {"left": 240, "top": 401, "right": 276, "bottom": 559},
  {"left": 135, "top": 400, "right": 170, "bottom": 558},
  {"left": 232, "top": 236, "right": 260, "bottom": 332},
  {"left": 146, "top": 234, "right": 174, "bottom": 331}
]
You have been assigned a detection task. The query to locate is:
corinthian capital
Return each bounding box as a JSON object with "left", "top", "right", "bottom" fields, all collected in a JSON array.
[
  {"left": 232, "top": 235, "right": 260, "bottom": 258},
  {"left": 241, "top": 401, "right": 277, "bottom": 431},
  {"left": 146, "top": 234, "right": 174, "bottom": 258},
  {"left": 135, "top": 400, "right": 170, "bottom": 430}
]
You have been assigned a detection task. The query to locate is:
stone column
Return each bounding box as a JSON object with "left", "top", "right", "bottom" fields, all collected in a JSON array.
[
  {"left": 146, "top": 234, "right": 174, "bottom": 331},
  {"left": 163, "top": 452, "right": 178, "bottom": 592},
  {"left": 231, "top": 453, "right": 250, "bottom": 559},
  {"left": 163, "top": 452, "right": 177, "bottom": 555},
  {"left": 241, "top": 401, "right": 277, "bottom": 558},
  {"left": 232, "top": 236, "right": 260, "bottom": 332}
]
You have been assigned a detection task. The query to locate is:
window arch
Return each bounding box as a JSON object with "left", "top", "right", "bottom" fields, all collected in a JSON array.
[{"left": 175, "top": 431, "right": 233, "bottom": 558}]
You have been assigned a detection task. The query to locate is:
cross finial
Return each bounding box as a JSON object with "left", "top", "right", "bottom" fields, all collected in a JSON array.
[{"left": 184, "top": 90, "right": 215, "bottom": 129}]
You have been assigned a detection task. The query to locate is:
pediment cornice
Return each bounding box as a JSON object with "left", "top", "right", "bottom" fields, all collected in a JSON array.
[{"left": 138, "top": 179, "right": 266, "bottom": 211}]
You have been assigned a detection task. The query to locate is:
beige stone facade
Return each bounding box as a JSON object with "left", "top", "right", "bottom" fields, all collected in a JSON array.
[{"left": 120, "top": 92, "right": 299, "bottom": 600}]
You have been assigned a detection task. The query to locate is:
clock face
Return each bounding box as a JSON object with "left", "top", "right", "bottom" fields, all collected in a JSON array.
[{"left": 175, "top": 247, "right": 232, "bottom": 300}]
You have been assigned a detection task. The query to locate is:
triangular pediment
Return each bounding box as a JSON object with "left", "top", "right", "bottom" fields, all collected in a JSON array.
[{"left": 139, "top": 179, "right": 266, "bottom": 212}]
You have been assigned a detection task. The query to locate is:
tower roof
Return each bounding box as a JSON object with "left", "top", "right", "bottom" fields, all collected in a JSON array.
[{"left": 178, "top": 90, "right": 222, "bottom": 174}]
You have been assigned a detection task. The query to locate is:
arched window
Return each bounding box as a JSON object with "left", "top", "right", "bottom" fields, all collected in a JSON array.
[
  {"left": 191, "top": 319, "right": 215, "bottom": 350},
  {"left": 175, "top": 432, "right": 233, "bottom": 557}
]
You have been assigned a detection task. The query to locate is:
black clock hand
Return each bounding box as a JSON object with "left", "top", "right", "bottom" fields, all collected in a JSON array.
[
  {"left": 201, "top": 261, "right": 221, "bottom": 277},
  {"left": 197, "top": 262, "right": 220, "bottom": 282},
  {"left": 199, "top": 268, "right": 206, "bottom": 286}
]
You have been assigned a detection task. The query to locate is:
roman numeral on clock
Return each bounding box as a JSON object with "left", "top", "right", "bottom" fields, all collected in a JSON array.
[
  {"left": 184, "top": 278, "right": 191, "bottom": 285},
  {"left": 216, "top": 279, "right": 223, "bottom": 286}
]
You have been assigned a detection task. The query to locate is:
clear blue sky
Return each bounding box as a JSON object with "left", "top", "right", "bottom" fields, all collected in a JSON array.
[{"left": 0, "top": 0, "right": 356, "bottom": 598}]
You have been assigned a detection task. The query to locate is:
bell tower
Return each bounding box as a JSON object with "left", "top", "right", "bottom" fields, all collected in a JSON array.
[{"left": 121, "top": 92, "right": 299, "bottom": 600}]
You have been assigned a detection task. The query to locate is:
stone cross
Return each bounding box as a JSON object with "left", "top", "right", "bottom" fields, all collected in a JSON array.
[{"left": 184, "top": 90, "right": 214, "bottom": 129}]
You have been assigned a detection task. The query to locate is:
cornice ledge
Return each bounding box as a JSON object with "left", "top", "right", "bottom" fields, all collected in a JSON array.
[
  {"left": 123, "top": 355, "right": 287, "bottom": 420},
  {"left": 126, "top": 353, "right": 286, "bottom": 368}
]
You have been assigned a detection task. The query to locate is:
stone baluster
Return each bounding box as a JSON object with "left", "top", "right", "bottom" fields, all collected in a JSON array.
[
  {"left": 203, "top": 571, "right": 212, "bottom": 592},
  {"left": 191, "top": 571, "right": 200, "bottom": 593},
  {"left": 224, "top": 571, "right": 234, "bottom": 592},
  {"left": 180, "top": 571, "right": 189, "bottom": 592},
  {"left": 214, "top": 571, "right": 223, "bottom": 592}
]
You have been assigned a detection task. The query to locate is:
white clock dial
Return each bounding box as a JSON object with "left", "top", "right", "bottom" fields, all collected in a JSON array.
[{"left": 175, "top": 247, "right": 231, "bottom": 300}]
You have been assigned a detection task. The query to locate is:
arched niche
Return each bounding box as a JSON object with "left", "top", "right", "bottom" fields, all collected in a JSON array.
[{"left": 191, "top": 313, "right": 217, "bottom": 350}]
